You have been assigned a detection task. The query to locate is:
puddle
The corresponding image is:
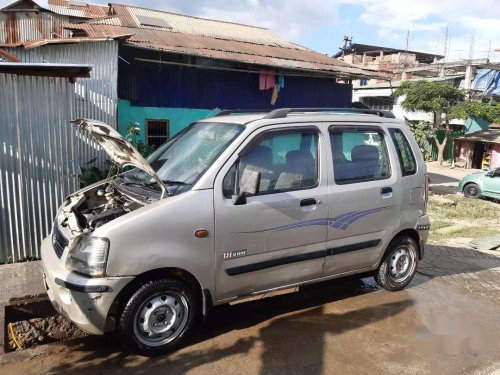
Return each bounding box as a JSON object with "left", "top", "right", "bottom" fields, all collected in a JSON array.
[{"left": 4, "top": 296, "right": 87, "bottom": 352}]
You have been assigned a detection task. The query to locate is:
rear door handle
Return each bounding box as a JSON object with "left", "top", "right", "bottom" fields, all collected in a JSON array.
[
  {"left": 380, "top": 187, "right": 392, "bottom": 194},
  {"left": 300, "top": 198, "right": 319, "bottom": 206}
]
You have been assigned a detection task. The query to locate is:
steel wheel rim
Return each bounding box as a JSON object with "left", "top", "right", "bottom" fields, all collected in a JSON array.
[
  {"left": 466, "top": 186, "right": 477, "bottom": 196},
  {"left": 133, "top": 291, "right": 189, "bottom": 347},
  {"left": 389, "top": 245, "right": 416, "bottom": 283}
]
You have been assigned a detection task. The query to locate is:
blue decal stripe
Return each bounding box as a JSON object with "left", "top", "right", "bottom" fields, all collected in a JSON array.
[
  {"left": 235, "top": 206, "right": 393, "bottom": 233},
  {"left": 329, "top": 206, "right": 392, "bottom": 230}
]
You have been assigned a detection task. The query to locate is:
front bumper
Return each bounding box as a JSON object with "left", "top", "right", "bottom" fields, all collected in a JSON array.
[
  {"left": 415, "top": 214, "right": 430, "bottom": 259},
  {"left": 41, "top": 236, "right": 134, "bottom": 335}
]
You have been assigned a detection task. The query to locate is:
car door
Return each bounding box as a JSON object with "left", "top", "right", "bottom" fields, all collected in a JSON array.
[
  {"left": 322, "top": 124, "right": 401, "bottom": 276},
  {"left": 213, "top": 125, "right": 329, "bottom": 301},
  {"left": 483, "top": 168, "right": 500, "bottom": 198}
]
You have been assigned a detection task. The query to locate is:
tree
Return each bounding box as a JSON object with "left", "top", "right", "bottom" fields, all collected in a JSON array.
[
  {"left": 448, "top": 101, "right": 500, "bottom": 124},
  {"left": 395, "top": 81, "right": 465, "bottom": 164},
  {"left": 126, "top": 122, "right": 156, "bottom": 157}
]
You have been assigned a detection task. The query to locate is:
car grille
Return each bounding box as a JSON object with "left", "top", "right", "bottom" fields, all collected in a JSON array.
[{"left": 52, "top": 224, "right": 68, "bottom": 258}]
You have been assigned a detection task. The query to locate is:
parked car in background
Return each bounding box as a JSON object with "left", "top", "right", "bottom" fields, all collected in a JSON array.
[
  {"left": 458, "top": 168, "right": 500, "bottom": 200},
  {"left": 41, "top": 109, "right": 430, "bottom": 356}
]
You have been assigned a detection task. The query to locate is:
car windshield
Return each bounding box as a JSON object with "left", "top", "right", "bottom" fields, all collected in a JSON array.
[{"left": 121, "top": 122, "right": 244, "bottom": 195}]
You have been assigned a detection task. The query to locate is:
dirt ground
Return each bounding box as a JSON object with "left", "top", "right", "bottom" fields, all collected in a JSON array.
[
  {"left": 426, "top": 161, "right": 483, "bottom": 181},
  {"left": 1, "top": 243, "right": 500, "bottom": 375}
]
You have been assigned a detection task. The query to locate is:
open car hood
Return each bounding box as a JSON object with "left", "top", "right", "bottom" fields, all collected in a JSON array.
[{"left": 72, "top": 119, "right": 168, "bottom": 196}]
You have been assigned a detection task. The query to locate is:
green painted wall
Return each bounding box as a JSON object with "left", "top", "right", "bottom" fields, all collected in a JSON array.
[{"left": 117, "top": 99, "right": 221, "bottom": 142}]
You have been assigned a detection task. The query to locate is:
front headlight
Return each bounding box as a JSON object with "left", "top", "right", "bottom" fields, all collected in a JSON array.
[{"left": 66, "top": 234, "right": 109, "bottom": 277}]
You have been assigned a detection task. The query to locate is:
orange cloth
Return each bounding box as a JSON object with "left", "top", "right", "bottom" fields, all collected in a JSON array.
[{"left": 271, "top": 84, "right": 279, "bottom": 105}]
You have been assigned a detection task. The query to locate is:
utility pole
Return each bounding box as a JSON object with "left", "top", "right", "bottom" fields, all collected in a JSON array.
[
  {"left": 439, "top": 24, "right": 449, "bottom": 78},
  {"left": 340, "top": 35, "right": 352, "bottom": 57},
  {"left": 468, "top": 29, "right": 476, "bottom": 62},
  {"left": 405, "top": 28, "right": 410, "bottom": 51},
  {"left": 465, "top": 29, "right": 476, "bottom": 91}
]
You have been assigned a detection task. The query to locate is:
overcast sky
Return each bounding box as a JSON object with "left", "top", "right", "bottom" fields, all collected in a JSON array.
[{"left": 3, "top": 0, "right": 499, "bottom": 60}]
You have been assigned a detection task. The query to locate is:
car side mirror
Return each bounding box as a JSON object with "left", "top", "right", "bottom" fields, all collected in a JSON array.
[{"left": 232, "top": 169, "right": 261, "bottom": 205}]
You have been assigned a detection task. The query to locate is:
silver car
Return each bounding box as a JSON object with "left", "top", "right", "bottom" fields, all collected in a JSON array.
[{"left": 41, "top": 109, "right": 430, "bottom": 356}]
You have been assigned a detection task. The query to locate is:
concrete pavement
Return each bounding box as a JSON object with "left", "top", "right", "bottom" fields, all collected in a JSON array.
[{"left": 426, "top": 161, "right": 483, "bottom": 196}]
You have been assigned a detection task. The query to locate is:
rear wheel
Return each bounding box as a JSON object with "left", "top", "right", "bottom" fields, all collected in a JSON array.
[
  {"left": 463, "top": 183, "right": 481, "bottom": 199},
  {"left": 117, "top": 278, "right": 199, "bottom": 357},
  {"left": 375, "top": 235, "right": 418, "bottom": 291}
]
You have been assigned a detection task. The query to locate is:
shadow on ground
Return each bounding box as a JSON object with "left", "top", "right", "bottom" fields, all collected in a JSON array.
[
  {"left": 47, "top": 277, "right": 413, "bottom": 375},
  {"left": 18, "top": 245, "right": 500, "bottom": 374},
  {"left": 427, "top": 172, "right": 460, "bottom": 185}
]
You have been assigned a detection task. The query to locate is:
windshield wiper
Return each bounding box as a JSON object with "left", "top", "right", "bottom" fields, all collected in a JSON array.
[{"left": 161, "top": 179, "right": 190, "bottom": 186}]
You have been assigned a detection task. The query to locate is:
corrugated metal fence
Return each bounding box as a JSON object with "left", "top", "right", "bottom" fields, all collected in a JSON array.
[
  {"left": 5, "top": 41, "right": 119, "bottom": 127},
  {"left": 0, "top": 12, "right": 70, "bottom": 44},
  {"left": 0, "top": 73, "right": 103, "bottom": 263}
]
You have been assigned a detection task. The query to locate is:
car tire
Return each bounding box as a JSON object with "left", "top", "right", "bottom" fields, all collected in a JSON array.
[
  {"left": 375, "top": 235, "right": 419, "bottom": 292},
  {"left": 117, "top": 278, "right": 200, "bottom": 357},
  {"left": 463, "top": 183, "right": 481, "bottom": 199}
]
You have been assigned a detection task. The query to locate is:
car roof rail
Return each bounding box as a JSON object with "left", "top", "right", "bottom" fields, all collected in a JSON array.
[
  {"left": 213, "top": 109, "right": 269, "bottom": 117},
  {"left": 263, "top": 108, "right": 396, "bottom": 119}
]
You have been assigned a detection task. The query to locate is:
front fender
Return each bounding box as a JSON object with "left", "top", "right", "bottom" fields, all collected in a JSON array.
[{"left": 96, "top": 189, "right": 215, "bottom": 296}]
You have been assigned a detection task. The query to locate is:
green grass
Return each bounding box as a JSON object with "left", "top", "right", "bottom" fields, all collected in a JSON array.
[
  {"left": 427, "top": 194, "right": 500, "bottom": 245},
  {"left": 430, "top": 219, "right": 451, "bottom": 231},
  {"left": 428, "top": 194, "right": 499, "bottom": 220}
]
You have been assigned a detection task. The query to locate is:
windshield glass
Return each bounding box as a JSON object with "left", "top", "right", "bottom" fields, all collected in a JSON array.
[{"left": 122, "top": 122, "right": 244, "bottom": 195}]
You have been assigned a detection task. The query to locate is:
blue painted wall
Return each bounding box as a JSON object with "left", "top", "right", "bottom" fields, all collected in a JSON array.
[
  {"left": 118, "top": 47, "right": 352, "bottom": 110},
  {"left": 118, "top": 100, "right": 221, "bottom": 142},
  {"left": 464, "top": 117, "right": 490, "bottom": 134},
  {"left": 117, "top": 47, "right": 353, "bottom": 141}
]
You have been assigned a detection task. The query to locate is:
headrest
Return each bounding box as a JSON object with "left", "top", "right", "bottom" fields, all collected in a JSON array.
[
  {"left": 351, "top": 145, "right": 379, "bottom": 162},
  {"left": 286, "top": 150, "right": 313, "bottom": 165}
]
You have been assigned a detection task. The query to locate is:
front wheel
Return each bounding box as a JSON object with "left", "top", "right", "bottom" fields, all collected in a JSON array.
[
  {"left": 463, "top": 183, "right": 481, "bottom": 199},
  {"left": 117, "top": 278, "right": 200, "bottom": 357},
  {"left": 375, "top": 236, "right": 419, "bottom": 291}
]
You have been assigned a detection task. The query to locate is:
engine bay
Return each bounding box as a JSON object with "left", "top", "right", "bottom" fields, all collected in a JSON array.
[{"left": 59, "top": 182, "right": 142, "bottom": 234}]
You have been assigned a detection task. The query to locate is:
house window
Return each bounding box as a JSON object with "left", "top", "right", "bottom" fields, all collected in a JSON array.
[{"left": 146, "top": 119, "right": 169, "bottom": 148}]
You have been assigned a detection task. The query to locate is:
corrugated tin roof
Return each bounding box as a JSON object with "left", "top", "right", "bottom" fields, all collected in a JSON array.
[
  {"left": 458, "top": 129, "right": 500, "bottom": 144},
  {"left": 1, "top": 1, "right": 379, "bottom": 78},
  {"left": 47, "top": 0, "right": 108, "bottom": 19},
  {"left": 108, "top": 3, "right": 299, "bottom": 48},
  {"left": 15, "top": 34, "right": 130, "bottom": 49},
  {"left": 65, "top": 21, "right": 379, "bottom": 78}
]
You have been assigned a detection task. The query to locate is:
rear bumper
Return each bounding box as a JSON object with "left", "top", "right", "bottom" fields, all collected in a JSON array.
[
  {"left": 415, "top": 214, "right": 430, "bottom": 259},
  {"left": 40, "top": 236, "right": 134, "bottom": 335}
]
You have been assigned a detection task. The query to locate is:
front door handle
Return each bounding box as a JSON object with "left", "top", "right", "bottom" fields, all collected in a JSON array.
[
  {"left": 380, "top": 187, "right": 392, "bottom": 194},
  {"left": 300, "top": 198, "right": 319, "bottom": 206}
]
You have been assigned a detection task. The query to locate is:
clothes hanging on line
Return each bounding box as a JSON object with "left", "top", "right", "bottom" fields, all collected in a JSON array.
[
  {"left": 271, "top": 84, "right": 279, "bottom": 105},
  {"left": 259, "top": 70, "right": 276, "bottom": 90},
  {"left": 278, "top": 71, "right": 285, "bottom": 89}
]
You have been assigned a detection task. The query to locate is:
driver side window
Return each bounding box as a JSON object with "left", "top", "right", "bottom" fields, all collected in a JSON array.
[{"left": 223, "top": 130, "right": 319, "bottom": 198}]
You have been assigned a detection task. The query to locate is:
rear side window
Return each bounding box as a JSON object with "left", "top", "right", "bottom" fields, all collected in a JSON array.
[
  {"left": 330, "top": 127, "right": 391, "bottom": 185},
  {"left": 389, "top": 129, "right": 417, "bottom": 176}
]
